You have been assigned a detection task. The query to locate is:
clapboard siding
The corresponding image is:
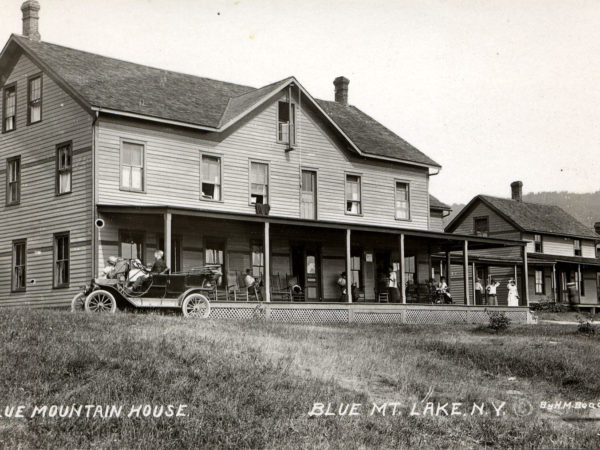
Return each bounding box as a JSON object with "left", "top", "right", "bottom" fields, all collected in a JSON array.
[
  {"left": 429, "top": 210, "right": 444, "bottom": 232},
  {"left": 0, "top": 53, "right": 93, "bottom": 307},
  {"left": 96, "top": 91, "right": 431, "bottom": 229},
  {"left": 523, "top": 233, "right": 596, "bottom": 258}
]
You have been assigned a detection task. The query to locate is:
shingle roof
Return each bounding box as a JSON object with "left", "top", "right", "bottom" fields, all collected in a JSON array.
[
  {"left": 316, "top": 99, "right": 440, "bottom": 167},
  {"left": 479, "top": 195, "right": 598, "bottom": 240},
  {"left": 9, "top": 35, "right": 440, "bottom": 167},
  {"left": 429, "top": 194, "right": 451, "bottom": 211}
]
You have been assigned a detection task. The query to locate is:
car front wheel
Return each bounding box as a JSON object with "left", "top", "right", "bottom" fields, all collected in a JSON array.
[
  {"left": 182, "top": 293, "right": 211, "bottom": 318},
  {"left": 85, "top": 290, "right": 117, "bottom": 314}
]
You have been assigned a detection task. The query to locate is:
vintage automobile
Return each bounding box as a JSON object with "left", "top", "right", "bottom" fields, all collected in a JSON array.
[{"left": 71, "top": 259, "right": 221, "bottom": 318}]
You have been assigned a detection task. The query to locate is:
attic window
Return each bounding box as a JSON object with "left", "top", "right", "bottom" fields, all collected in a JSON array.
[
  {"left": 27, "top": 75, "right": 42, "bottom": 124},
  {"left": 277, "top": 101, "right": 295, "bottom": 146}
]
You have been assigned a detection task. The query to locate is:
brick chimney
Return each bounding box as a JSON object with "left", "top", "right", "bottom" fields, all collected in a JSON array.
[
  {"left": 333, "top": 76, "right": 349, "bottom": 105},
  {"left": 510, "top": 181, "right": 523, "bottom": 202},
  {"left": 21, "top": 1, "right": 41, "bottom": 41}
]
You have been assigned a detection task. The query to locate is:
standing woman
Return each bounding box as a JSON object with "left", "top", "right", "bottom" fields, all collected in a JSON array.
[
  {"left": 507, "top": 279, "right": 520, "bottom": 306},
  {"left": 388, "top": 266, "right": 400, "bottom": 302}
]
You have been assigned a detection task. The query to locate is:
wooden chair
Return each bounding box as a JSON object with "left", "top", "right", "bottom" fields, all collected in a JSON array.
[{"left": 271, "top": 273, "right": 292, "bottom": 301}]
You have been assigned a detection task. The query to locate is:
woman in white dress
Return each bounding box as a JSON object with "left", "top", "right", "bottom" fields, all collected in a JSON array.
[{"left": 507, "top": 279, "right": 520, "bottom": 306}]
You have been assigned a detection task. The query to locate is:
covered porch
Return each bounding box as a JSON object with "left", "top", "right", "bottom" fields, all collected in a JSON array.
[{"left": 95, "top": 205, "right": 529, "bottom": 310}]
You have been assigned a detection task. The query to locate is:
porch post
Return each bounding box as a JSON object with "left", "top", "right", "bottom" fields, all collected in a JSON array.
[
  {"left": 399, "top": 233, "right": 406, "bottom": 303},
  {"left": 578, "top": 264, "right": 582, "bottom": 303},
  {"left": 463, "top": 240, "right": 470, "bottom": 305},
  {"left": 522, "top": 246, "right": 529, "bottom": 306},
  {"left": 346, "top": 228, "right": 352, "bottom": 303},
  {"left": 552, "top": 264, "right": 557, "bottom": 302},
  {"left": 164, "top": 212, "right": 172, "bottom": 270},
  {"left": 264, "top": 222, "right": 271, "bottom": 302},
  {"left": 445, "top": 250, "right": 451, "bottom": 288},
  {"left": 472, "top": 262, "right": 477, "bottom": 305}
]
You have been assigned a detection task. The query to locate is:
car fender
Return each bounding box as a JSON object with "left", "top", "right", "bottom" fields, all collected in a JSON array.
[{"left": 177, "top": 288, "right": 210, "bottom": 307}]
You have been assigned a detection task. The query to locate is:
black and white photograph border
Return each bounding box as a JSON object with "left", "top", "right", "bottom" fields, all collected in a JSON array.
[{"left": 1, "top": 0, "right": 599, "bottom": 448}]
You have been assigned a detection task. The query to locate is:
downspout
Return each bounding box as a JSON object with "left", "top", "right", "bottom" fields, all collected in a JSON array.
[{"left": 91, "top": 110, "right": 99, "bottom": 278}]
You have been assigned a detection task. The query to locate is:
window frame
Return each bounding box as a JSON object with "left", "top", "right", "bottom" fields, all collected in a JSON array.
[
  {"left": 300, "top": 167, "right": 318, "bottom": 220},
  {"left": 276, "top": 100, "right": 296, "bottom": 146},
  {"left": 573, "top": 239, "right": 582, "bottom": 256},
  {"left": 199, "top": 152, "right": 223, "bottom": 202},
  {"left": 27, "top": 73, "right": 42, "bottom": 125},
  {"left": 473, "top": 216, "right": 489, "bottom": 237},
  {"left": 534, "top": 268, "right": 544, "bottom": 295},
  {"left": 11, "top": 239, "right": 27, "bottom": 293},
  {"left": 250, "top": 239, "right": 265, "bottom": 280},
  {"left": 2, "top": 82, "right": 17, "bottom": 133},
  {"left": 248, "top": 160, "right": 270, "bottom": 206},
  {"left": 344, "top": 173, "right": 362, "bottom": 216},
  {"left": 119, "top": 139, "right": 146, "bottom": 193},
  {"left": 53, "top": 232, "right": 70, "bottom": 289},
  {"left": 6, "top": 155, "right": 21, "bottom": 206},
  {"left": 534, "top": 234, "right": 543, "bottom": 253},
  {"left": 55, "top": 141, "right": 73, "bottom": 196},
  {"left": 394, "top": 180, "right": 411, "bottom": 221}
]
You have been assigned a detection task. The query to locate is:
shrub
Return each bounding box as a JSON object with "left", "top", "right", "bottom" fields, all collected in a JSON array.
[
  {"left": 577, "top": 317, "right": 596, "bottom": 336},
  {"left": 487, "top": 311, "right": 511, "bottom": 332},
  {"left": 530, "top": 301, "right": 569, "bottom": 313}
]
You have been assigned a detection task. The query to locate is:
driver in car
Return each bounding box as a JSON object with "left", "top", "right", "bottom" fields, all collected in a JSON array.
[{"left": 132, "top": 250, "right": 168, "bottom": 290}]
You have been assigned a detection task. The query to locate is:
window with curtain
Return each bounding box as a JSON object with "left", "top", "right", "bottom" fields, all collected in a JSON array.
[
  {"left": 345, "top": 174, "right": 361, "bottom": 214},
  {"left": 12, "top": 240, "right": 26, "bottom": 292},
  {"left": 3, "top": 85, "right": 16, "bottom": 132},
  {"left": 54, "top": 233, "right": 70, "bottom": 288},
  {"left": 28, "top": 75, "right": 42, "bottom": 124},
  {"left": 535, "top": 269, "right": 544, "bottom": 294},
  {"left": 6, "top": 156, "right": 20, "bottom": 205},
  {"left": 121, "top": 142, "right": 144, "bottom": 191},
  {"left": 56, "top": 143, "right": 72, "bottom": 194},
  {"left": 201, "top": 154, "right": 221, "bottom": 200},
  {"left": 250, "top": 162, "right": 268, "bottom": 204},
  {"left": 395, "top": 182, "right": 410, "bottom": 220}
]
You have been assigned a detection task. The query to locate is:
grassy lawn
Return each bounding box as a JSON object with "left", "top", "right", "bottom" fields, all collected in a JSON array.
[{"left": 1, "top": 310, "right": 599, "bottom": 448}]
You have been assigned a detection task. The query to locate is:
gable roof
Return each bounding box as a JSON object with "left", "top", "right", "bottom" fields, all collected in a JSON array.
[
  {"left": 429, "top": 194, "right": 451, "bottom": 211},
  {"left": 445, "top": 194, "right": 599, "bottom": 240},
  {"left": 3, "top": 35, "right": 440, "bottom": 168}
]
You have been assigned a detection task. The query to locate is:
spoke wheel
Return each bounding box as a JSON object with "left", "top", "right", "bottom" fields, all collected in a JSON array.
[
  {"left": 182, "top": 294, "right": 211, "bottom": 318},
  {"left": 71, "top": 293, "right": 86, "bottom": 312},
  {"left": 85, "top": 290, "right": 117, "bottom": 314}
]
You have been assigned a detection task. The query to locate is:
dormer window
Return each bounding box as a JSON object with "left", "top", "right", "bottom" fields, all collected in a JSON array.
[
  {"left": 277, "top": 101, "right": 295, "bottom": 146},
  {"left": 27, "top": 75, "right": 42, "bottom": 124},
  {"left": 534, "top": 234, "right": 543, "bottom": 253},
  {"left": 3, "top": 84, "right": 16, "bottom": 132}
]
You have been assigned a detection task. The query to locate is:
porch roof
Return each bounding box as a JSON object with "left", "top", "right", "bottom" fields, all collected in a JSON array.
[
  {"left": 529, "top": 253, "right": 600, "bottom": 267},
  {"left": 97, "top": 204, "right": 527, "bottom": 252}
]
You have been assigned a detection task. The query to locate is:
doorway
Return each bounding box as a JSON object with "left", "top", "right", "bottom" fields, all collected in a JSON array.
[{"left": 291, "top": 244, "right": 321, "bottom": 301}]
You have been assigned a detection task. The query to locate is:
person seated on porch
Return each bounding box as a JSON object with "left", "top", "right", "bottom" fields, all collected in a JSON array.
[
  {"left": 244, "top": 269, "right": 262, "bottom": 300},
  {"left": 132, "top": 250, "right": 168, "bottom": 290},
  {"left": 506, "top": 279, "right": 519, "bottom": 307},
  {"left": 437, "top": 276, "right": 452, "bottom": 303},
  {"left": 337, "top": 272, "right": 347, "bottom": 300},
  {"left": 475, "top": 278, "right": 484, "bottom": 305},
  {"left": 486, "top": 279, "right": 500, "bottom": 306}
]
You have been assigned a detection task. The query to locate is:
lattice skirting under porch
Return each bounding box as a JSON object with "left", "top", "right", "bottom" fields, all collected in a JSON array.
[{"left": 207, "top": 303, "right": 532, "bottom": 324}]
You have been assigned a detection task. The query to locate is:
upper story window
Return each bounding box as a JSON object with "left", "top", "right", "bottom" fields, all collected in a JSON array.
[
  {"left": 12, "top": 239, "right": 26, "bottom": 292},
  {"left": 120, "top": 141, "right": 144, "bottom": 192},
  {"left": 27, "top": 75, "right": 42, "bottom": 124},
  {"left": 277, "top": 101, "right": 295, "bottom": 145},
  {"left": 473, "top": 216, "right": 489, "bottom": 237},
  {"left": 345, "top": 174, "right": 361, "bottom": 215},
  {"left": 250, "top": 161, "right": 268, "bottom": 205},
  {"left": 3, "top": 84, "right": 16, "bottom": 132},
  {"left": 200, "top": 154, "right": 222, "bottom": 201},
  {"left": 574, "top": 239, "right": 582, "bottom": 256},
  {"left": 395, "top": 181, "right": 410, "bottom": 220},
  {"left": 56, "top": 142, "right": 72, "bottom": 195},
  {"left": 534, "top": 234, "right": 543, "bottom": 253},
  {"left": 54, "top": 232, "right": 70, "bottom": 288},
  {"left": 6, "top": 156, "right": 21, "bottom": 205}
]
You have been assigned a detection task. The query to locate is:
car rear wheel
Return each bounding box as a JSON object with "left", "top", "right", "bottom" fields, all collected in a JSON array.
[
  {"left": 71, "top": 292, "right": 86, "bottom": 312},
  {"left": 182, "top": 293, "right": 211, "bottom": 318},
  {"left": 85, "top": 290, "right": 117, "bottom": 314}
]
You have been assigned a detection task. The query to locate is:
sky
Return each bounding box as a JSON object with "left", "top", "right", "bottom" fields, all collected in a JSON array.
[{"left": 2, "top": 0, "right": 599, "bottom": 204}]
